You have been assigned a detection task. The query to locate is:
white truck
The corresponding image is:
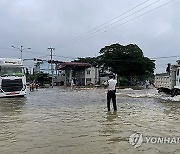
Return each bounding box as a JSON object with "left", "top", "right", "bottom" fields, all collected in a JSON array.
[
  {"left": 155, "top": 64, "right": 180, "bottom": 97},
  {"left": 0, "top": 58, "right": 27, "bottom": 97}
]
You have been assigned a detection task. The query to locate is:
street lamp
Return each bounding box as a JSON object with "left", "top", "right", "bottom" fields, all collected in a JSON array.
[{"left": 12, "top": 45, "right": 31, "bottom": 60}]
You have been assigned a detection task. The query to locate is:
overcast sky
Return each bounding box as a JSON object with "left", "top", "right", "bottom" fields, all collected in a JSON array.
[{"left": 0, "top": 0, "right": 179, "bottom": 73}]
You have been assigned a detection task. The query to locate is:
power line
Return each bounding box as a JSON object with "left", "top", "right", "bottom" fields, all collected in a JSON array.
[
  {"left": 0, "top": 46, "right": 18, "bottom": 52},
  {"left": 53, "top": 54, "right": 77, "bottom": 60},
  {"left": 54, "top": 53, "right": 180, "bottom": 61},
  {"left": 0, "top": 45, "right": 75, "bottom": 60},
  {"left": 1, "top": 46, "right": 180, "bottom": 62},
  {"left": 58, "top": 0, "right": 151, "bottom": 46},
  {"left": 151, "top": 55, "right": 180, "bottom": 60},
  {"left": 59, "top": 0, "right": 161, "bottom": 48},
  {"left": 35, "top": 55, "right": 50, "bottom": 59},
  {"left": 57, "top": 0, "right": 175, "bottom": 49},
  {"left": 57, "top": 0, "right": 161, "bottom": 48},
  {"left": 0, "top": 45, "right": 50, "bottom": 57},
  {"left": 22, "top": 50, "right": 49, "bottom": 56},
  {"left": 0, "top": 1, "right": 176, "bottom": 61},
  {"left": 12, "top": 45, "right": 31, "bottom": 59}
]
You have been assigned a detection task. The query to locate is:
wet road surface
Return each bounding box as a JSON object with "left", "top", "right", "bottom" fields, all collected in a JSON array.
[{"left": 0, "top": 87, "right": 180, "bottom": 154}]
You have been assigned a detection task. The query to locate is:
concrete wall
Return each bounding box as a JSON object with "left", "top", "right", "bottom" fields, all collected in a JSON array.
[{"left": 84, "top": 67, "right": 99, "bottom": 85}]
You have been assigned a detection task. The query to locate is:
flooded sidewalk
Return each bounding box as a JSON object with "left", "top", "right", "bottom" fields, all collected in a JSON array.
[{"left": 0, "top": 87, "right": 180, "bottom": 154}]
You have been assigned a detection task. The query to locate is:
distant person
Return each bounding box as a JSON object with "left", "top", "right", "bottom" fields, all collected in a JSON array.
[
  {"left": 35, "top": 82, "right": 39, "bottom": 90},
  {"left": 104, "top": 75, "right": 117, "bottom": 112},
  {"left": 71, "top": 79, "right": 75, "bottom": 90},
  {"left": 73, "top": 78, "right": 77, "bottom": 85},
  {"left": 149, "top": 80, "right": 156, "bottom": 88},
  {"left": 145, "top": 80, "right": 149, "bottom": 89},
  {"left": 30, "top": 82, "right": 34, "bottom": 91}
]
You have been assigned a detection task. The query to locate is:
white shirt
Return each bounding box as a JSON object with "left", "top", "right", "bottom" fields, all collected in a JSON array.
[{"left": 104, "top": 79, "right": 117, "bottom": 91}]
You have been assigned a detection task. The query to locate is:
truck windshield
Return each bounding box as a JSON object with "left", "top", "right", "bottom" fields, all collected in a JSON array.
[{"left": 0, "top": 66, "right": 24, "bottom": 77}]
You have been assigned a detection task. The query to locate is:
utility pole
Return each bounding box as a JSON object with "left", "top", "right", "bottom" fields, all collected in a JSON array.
[
  {"left": 12, "top": 45, "right": 31, "bottom": 60},
  {"left": 20, "top": 46, "right": 23, "bottom": 60},
  {"left": 48, "top": 47, "right": 55, "bottom": 88}
]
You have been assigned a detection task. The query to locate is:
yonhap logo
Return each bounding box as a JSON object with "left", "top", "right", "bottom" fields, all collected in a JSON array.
[
  {"left": 129, "top": 132, "right": 180, "bottom": 148},
  {"left": 129, "top": 133, "right": 143, "bottom": 148}
]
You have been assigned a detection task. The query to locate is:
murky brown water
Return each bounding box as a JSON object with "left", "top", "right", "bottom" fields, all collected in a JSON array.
[{"left": 0, "top": 87, "right": 180, "bottom": 154}]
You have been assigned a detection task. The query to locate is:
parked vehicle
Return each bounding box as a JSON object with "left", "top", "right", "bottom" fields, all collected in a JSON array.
[
  {"left": 0, "top": 58, "right": 27, "bottom": 97},
  {"left": 155, "top": 64, "right": 180, "bottom": 97}
]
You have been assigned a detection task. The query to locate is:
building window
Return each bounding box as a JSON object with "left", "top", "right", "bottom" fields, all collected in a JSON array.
[{"left": 87, "top": 70, "right": 91, "bottom": 75}]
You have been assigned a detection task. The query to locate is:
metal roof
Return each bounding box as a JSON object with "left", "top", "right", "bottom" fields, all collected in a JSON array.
[{"left": 56, "top": 62, "right": 91, "bottom": 70}]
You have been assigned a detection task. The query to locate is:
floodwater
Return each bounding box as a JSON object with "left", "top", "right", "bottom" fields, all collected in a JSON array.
[{"left": 0, "top": 87, "right": 180, "bottom": 154}]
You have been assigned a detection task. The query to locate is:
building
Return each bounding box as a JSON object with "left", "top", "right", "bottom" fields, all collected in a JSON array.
[
  {"left": 24, "top": 60, "right": 101, "bottom": 86},
  {"left": 56, "top": 62, "right": 99, "bottom": 86},
  {"left": 84, "top": 67, "right": 99, "bottom": 85}
]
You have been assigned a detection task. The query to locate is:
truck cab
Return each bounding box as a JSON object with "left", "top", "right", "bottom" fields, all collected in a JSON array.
[{"left": 0, "top": 58, "right": 27, "bottom": 97}]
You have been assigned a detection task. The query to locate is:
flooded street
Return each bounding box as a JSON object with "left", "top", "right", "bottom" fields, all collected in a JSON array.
[{"left": 0, "top": 87, "right": 180, "bottom": 154}]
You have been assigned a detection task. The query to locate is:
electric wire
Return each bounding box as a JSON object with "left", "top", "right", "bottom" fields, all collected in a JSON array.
[
  {"left": 1, "top": 44, "right": 180, "bottom": 61},
  {"left": 150, "top": 55, "right": 180, "bottom": 59},
  {"left": 0, "top": 46, "right": 19, "bottom": 52},
  {"left": 59, "top": 0, "right": 151, "bottom": 45},
  {"left": 57, "top": 0, "right": 175, "bottom": 49},
  {"left": 58, "top": 0, "right": 161, "bottom": 48},
  {"left": 1, "top": 1, "right": 176, "bottom": 61}
]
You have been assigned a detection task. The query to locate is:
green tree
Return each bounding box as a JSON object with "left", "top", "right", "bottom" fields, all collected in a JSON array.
[
  {"left": 74, "top": 57, "right": 99, "bottom": 67},
  {"left": 36, "top": 72, "right": 50, "bottom": 86},
  {"left": 98, "top": 43, "right": 155, "bottom": 82},
  {"left": 26, "top": 72, "right": 50, "bottom": 86}
]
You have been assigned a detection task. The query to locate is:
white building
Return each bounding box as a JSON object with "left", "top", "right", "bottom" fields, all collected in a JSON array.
[
  {"left": 84, "top": 67, "right": 99, "bottom": 85},
  {"left": 56, "top": 62, "right": 99, "bottom": 86}
]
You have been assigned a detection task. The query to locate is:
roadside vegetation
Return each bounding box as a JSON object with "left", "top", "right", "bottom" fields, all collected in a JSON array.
[{"left": 75, "top": 43, "right": 155, "bottom": 86}]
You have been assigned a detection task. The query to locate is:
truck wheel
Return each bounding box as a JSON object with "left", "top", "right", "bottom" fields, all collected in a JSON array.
[{"left": 171, "top": 89, "right": 179, "bottom": 97}]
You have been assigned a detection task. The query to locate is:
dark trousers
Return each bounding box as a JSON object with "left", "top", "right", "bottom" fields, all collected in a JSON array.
[{"left": 107, "top": 90, "right": 117, "bottom": 111}]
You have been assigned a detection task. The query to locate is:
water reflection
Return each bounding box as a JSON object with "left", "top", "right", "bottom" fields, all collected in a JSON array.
[
  {"left": 0, "top": 97, "right": 26, "bottom": 149},
  {"left": 99, "top": 111, "right": 119, "bottom": 138},
  {"left": 0, "top": 97, "right": 26, "bottom": 115},
  {"left": 106, "top": 111, "right": 118, "bottom": 122},
  {"left": 0, "top": 88, "right": 180, "bottom": 154},
  {"left": 162, "top": 102, "right": 180, "bottom": 116}
]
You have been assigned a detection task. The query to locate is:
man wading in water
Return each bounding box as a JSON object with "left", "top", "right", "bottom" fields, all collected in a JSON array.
[{"left": 104, "top": 75, "right": 117, "bottom": 112}]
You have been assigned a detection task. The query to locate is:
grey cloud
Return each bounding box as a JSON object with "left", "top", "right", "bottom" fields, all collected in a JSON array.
[{"left": 0, "top": 0, "right": 179, "bottom": 73}]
